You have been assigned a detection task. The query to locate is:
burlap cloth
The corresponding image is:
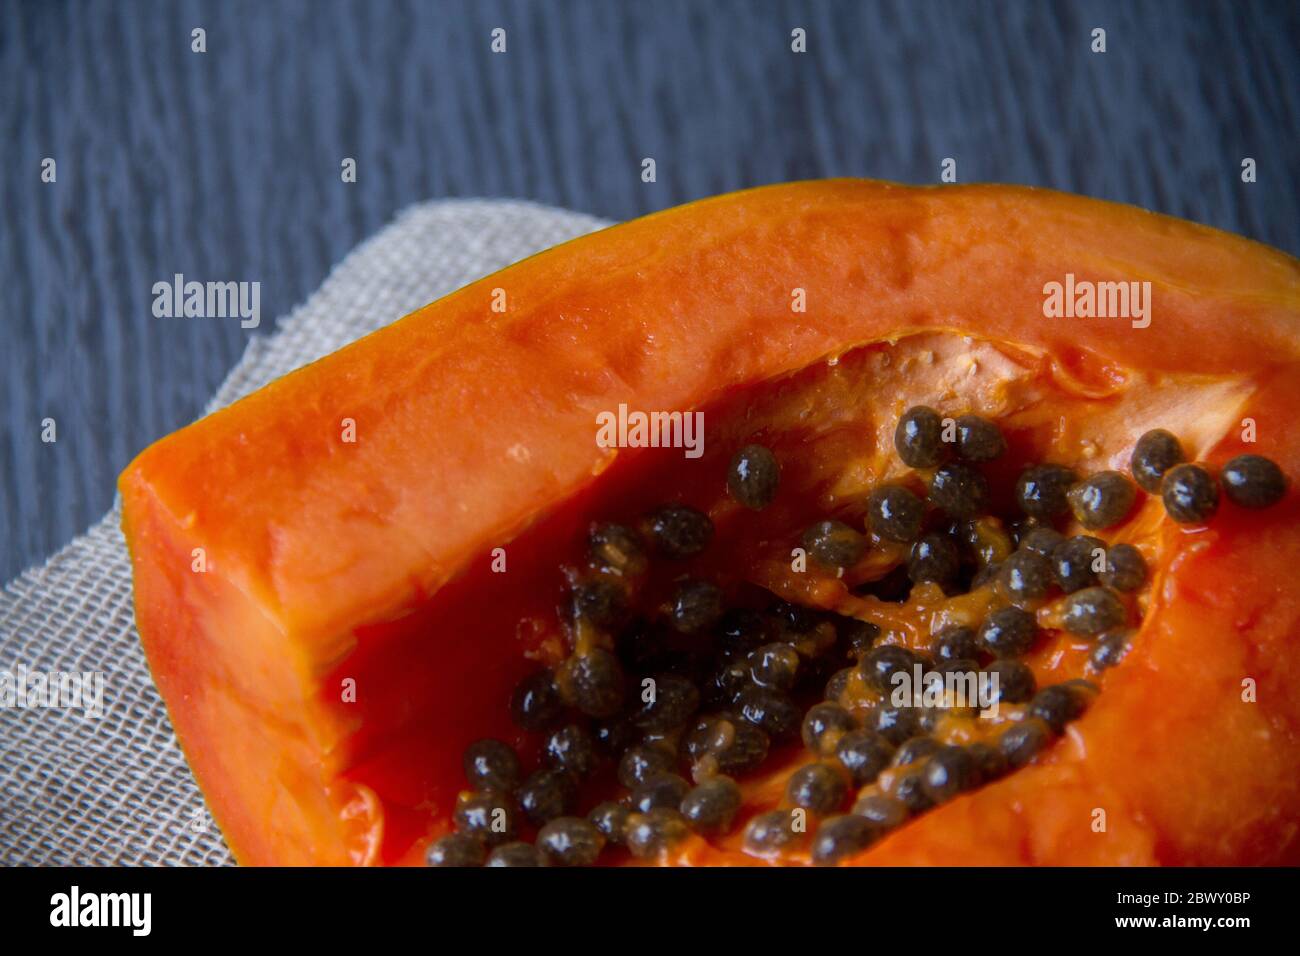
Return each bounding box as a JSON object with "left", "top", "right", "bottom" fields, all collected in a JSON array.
[{"left": 0, "top": 201, "right": 609, "bottom": 865}]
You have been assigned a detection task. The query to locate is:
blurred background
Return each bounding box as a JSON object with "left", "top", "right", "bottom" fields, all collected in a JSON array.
[{"left": 2, "top": 0, "right": 1298, "bottom": 581}]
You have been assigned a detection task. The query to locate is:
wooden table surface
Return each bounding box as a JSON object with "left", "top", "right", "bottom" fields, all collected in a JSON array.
[{"left": 2, "top": 0, "right": 1297, "bottom": 581}]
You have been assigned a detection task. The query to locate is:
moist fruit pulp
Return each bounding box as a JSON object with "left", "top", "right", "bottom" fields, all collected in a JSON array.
[{"left": 412, "top": 329, "right": 1291, "bottom": 866}]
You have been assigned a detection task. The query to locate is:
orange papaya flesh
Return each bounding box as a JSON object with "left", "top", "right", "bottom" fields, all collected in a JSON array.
[{"left": 118, "top": 180, "right": 1300, "bottom": 866}]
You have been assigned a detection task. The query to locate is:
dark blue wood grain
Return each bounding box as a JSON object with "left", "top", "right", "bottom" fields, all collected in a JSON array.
[{"left": 2, "top": 0, "right": 1298, "bottom": 581}]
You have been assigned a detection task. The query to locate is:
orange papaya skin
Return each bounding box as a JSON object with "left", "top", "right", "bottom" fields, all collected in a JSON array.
[{"left": 119, "top": 180, "right": 1300, "bottom": 866}]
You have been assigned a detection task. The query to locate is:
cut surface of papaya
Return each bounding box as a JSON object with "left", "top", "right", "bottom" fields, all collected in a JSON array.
[{"left": 119, "top": 180, "right": 1300, "bottom": 866}]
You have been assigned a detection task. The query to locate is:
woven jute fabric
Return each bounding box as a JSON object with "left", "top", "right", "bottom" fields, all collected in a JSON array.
[{"left": 0, "top": 201, "right": 609, "bottom": 865}]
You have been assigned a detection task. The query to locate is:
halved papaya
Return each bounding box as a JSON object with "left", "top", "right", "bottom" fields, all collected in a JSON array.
[{"left": 119, "top": 180, "right": 1300, "bottom": 866}]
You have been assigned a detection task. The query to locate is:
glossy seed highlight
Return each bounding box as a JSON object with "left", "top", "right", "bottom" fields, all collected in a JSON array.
[
  {"left": 894, "top": 405, "right": 947, "bottom": 468},
  {"left": 1131, "top": 429, "right": 1184, "bottom": 493},
  {"left": 1162, "top": 463, "right": 1219, "bottom": 524},
  {"left": 1221, "top": 454, "right": 1286, "bottom": 509},
  {"left": 727, "top": 444, "right": 781, "bottom": 510}
]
